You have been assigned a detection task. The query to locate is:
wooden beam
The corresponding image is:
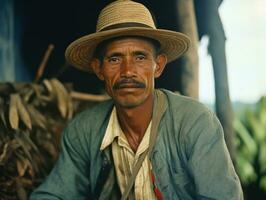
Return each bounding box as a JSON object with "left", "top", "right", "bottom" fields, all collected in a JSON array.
[{"left": 176, "top": 0, "right": 199, "bottom": 98}]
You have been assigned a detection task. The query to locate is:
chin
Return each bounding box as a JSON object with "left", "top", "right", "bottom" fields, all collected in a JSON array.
[
  {"left": 115, "top": 97, "right": 147, "bottom": 109},
  {"left": 116, "top": 100, "right": 142, "bottom": 109}
]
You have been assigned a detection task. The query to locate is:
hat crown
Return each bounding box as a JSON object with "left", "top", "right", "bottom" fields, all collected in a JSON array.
[{"left": 96, "top": 0, "right": 156, "bottom": 32}]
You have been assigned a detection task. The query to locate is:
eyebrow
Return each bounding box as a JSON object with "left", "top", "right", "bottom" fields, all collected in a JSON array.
[
  {"left": 105, "top": 50, "right": 150, "bottom": 58},
  {"left": 133, "top": 50, "right": 149, "bottom": 56},
  {"left": 104, "top": 52, "right": 123, "bottom": 59}
]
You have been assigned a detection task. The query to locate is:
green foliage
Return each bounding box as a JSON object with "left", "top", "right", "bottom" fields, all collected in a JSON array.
[{"left": 234, "top": 96, "right": 266, "bottom": 191}]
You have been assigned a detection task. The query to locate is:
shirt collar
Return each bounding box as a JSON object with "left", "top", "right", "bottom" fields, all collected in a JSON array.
[
  {"left": 100, "top": 107, "right": 121, "bottom": 150},
  {"left": 100, "top": 106, "right": 152, "bottom": 153}
]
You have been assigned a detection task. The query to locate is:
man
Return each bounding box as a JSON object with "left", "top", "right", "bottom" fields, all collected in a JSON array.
[{"left": 30, "top": 0, "right": 243, "bottom": 199}]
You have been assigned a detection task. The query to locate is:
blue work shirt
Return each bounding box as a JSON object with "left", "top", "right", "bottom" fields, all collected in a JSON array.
[{"left": 30, "top": 89, "right": 243, "bottom": 200}]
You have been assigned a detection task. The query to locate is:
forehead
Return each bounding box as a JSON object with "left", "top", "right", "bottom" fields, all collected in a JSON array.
[
  {"left": 105, "top": 37, "right": 154, "bottom": 52},
  {"left": 95, "top": 36, "right": 159, "bottom": 56}
]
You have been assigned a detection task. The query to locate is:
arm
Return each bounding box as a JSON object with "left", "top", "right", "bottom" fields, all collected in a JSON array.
[
  {"left": 185, "top": 111, "right": 243, "bottom": 200},
  {"left": 30, "top": 122, "right": 91, "bottom": 200}
]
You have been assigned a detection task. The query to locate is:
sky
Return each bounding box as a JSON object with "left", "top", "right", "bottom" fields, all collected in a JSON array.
[{"left": 199, "top": 0, "right": 266, "bottom": 103}]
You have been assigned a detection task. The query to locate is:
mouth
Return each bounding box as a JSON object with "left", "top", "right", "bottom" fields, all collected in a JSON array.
[
  {"left": 117, "top": 83, "right": 142, "bottom": 89},
  {"left": 115, "top": 85, "right": 144, "bottom": 93}
]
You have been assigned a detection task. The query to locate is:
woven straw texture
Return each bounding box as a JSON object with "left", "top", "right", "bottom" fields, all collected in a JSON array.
[
  {"left": 97, "top": 0, "right": 156, "bottom": 31},
  {"left": 65, "top": 0, "right": 190, "bottom": 72}
]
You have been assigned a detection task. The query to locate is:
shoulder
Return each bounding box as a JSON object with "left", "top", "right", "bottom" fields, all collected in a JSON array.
[
  {"left": 63, "top": 100, "right": 113, "bottom": 141},
  {"left": 161, "top": 89, "right": 225, "bottom": 158},
  {"left": 162, "top": 89, "right": 214, "bottom": 121},
  {"left": 161, "top": 89, "right": 222, "bottom": 142},
  {"left": 70, "top": 100, "right": 113, "bottom": 126}
]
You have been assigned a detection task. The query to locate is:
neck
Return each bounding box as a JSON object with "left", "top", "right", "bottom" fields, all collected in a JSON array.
[{"left": 115, "top": 93, "right": 154, "bottom": 152}]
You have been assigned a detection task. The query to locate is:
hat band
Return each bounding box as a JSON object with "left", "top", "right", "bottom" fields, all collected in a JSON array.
[{"left": 99, "top": 22, "right": 154, "bottom": 32}]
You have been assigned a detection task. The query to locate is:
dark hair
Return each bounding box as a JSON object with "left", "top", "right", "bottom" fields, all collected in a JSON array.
[{"left": 93, "top": 36, "right": 161, "bottom": 61}]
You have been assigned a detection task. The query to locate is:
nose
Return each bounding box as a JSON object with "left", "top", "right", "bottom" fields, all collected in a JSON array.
[{"left": 120, "top": 57, "right": 136, "bottom": 78}]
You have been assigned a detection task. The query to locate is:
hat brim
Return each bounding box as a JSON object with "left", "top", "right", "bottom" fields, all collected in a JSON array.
[{"left": 65, "top": 27, "right": 190, "bottom": 72}]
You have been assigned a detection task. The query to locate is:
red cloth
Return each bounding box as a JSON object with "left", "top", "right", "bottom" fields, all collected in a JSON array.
[{"left": 150, "top": 171, "right": 164, "bottom": 200}]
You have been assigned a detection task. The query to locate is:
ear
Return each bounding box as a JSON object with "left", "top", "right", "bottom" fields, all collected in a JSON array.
[
  {"left": 90, "top": 58, "right": 104, "bottom": 81},
  {"left": 154, "top": 54, "right": 167, "bottom": 78}
]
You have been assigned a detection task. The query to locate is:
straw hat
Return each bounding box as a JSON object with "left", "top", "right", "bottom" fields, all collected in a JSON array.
[{"left": 65, "top": 0, "right": 190, "bottom": 72}]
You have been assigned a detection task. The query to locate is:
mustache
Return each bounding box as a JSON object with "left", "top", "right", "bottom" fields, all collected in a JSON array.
[{"left": 113, "top": 79, "right": 146, "bottom": 89}]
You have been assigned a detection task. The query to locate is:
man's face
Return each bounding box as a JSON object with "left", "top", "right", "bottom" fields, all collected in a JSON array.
[{"left": 91, "top": 37, "right": 167, "bottom": 109}]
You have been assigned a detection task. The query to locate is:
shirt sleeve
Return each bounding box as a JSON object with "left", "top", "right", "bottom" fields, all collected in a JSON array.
[
  {"left": 29, "top": 122, "right": 91, "bottom": 200},
  {"left": 185, "top": 111, "right": 243, "bottom": 200}
]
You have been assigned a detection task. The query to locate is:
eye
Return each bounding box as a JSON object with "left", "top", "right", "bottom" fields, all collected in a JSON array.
[
  {"left": 108, "top": 56, "right": 121, "bottom": 64},
  {"left": 135, "top": 54, "right": 146, "bottom": 61}
]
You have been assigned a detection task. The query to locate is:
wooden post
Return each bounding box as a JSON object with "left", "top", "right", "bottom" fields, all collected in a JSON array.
[
  {"left": 211, "top": 39, "right": 235, "bottom": 161},
  {"left": 208, "top": 18, "right": 235, "bottom": 160},
  {"left": 194, "top": 0, "right": 235, "bottom": 160},
  {"left": 176, "top": 0, "right": 199, "bottom": 98}
]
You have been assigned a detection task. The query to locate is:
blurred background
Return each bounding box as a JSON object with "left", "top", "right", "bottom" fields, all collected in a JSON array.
[
  {"left": 199, "top": 0, "right": 266, "bottom": 103},
  {"left": 0, "top": 0, "right": 266, "bottom": 199}
]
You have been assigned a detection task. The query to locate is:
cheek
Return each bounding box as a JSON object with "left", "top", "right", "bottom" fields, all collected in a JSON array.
[
  {"left": 147, "top": 78, "right": 155, "bottom": 89},
  {"left": 104, "top": 79, "right": 113, "bottom": 91},
  {"left": 142, "top": 70, "right": 156, "bottom": 86},
  {"left": 102, "top": 74, "right": 117, "bottom": 93}
]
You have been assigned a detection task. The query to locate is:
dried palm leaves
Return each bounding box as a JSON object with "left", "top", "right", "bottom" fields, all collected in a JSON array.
[{"left": 0, "top": 79, "right": 76, "bottom": 200}]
